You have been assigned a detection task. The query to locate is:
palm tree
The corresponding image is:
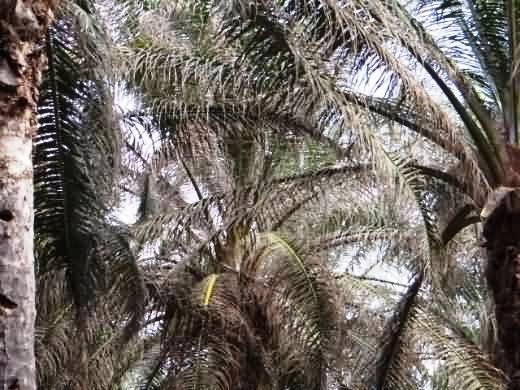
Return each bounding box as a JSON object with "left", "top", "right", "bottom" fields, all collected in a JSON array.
[
  {"left": 162, "top": 0, "right": 520, "bottom": 387},
  {"left": 110, "top": 1, "right": 516, "bottom": 388},
  {"left": 112, "top": 106, "right": 344, "bottom": 389},
  {"left": 0, "top": 1, "right": 58, "bottom": 388}
]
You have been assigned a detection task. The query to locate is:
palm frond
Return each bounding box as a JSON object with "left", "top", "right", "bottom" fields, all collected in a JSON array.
[{"left": 35, "top": 2, "right": 145, "bottom": 386}]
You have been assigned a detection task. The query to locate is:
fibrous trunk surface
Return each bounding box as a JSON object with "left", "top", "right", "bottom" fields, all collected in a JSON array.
[
  {"left": 0, "top": 1, "right": 54, "bottom": 389},
  {"left": 483, "top": 190, "right": 520, "bottom": 390}
]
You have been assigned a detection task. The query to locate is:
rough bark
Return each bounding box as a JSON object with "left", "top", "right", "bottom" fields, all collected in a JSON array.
[
  {"left": 482, "top": 188, "right": 520, "bottom": 390},
  {"left": 0, "top": 1, "right": 56, "bottom": 389}
]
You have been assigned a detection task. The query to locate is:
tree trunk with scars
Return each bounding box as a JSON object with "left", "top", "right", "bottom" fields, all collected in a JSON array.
[{"left": 0, "top": 0, "right": 55, "bottom": 389}]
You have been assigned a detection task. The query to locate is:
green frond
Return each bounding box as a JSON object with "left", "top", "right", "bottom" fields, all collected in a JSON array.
[
  {"left": 35, "top": 267, "right": 145, "bottom": 389},
  {"left": 35, "top": 0, "right": 120, "bottom": 311},
  {"left": 414, "top": 0, "right": 520, "bottom": 144},
  {"left": 384, "top": 0, "right": 503, "bottom": 178},
  {"left": 259, "top": 233, "right": 339, "bottom": 389},
  {"left": 140, "top": 271, "right": 260, "bottom": 390},
  {"left": 34, "top": 3, "right": 146, "bottom": 388},
  {"left": 376, "top": 150, "right": 441, "bottom": 274},
  {"left": 100, "top": 226, "right": 147, "bottom": 343}
]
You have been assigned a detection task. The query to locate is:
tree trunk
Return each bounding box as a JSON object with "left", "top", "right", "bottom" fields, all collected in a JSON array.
[
  {"left": 482, "top": 188, "right": 520, "bottom": 390},
  {"left": 0, "top": 1, "right": 55, "bottom": 389}
]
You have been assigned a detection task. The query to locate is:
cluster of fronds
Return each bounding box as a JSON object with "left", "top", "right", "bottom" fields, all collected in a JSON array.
[{"left": 31, "top": 0, "right": 520, "bottom": 389}]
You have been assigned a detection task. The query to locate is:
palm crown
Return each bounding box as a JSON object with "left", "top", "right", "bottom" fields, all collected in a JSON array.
[{"left": 32, "top": 0, "right": 520, "bottom": 389}]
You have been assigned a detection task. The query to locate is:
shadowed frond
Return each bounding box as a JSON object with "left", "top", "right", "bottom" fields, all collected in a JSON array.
[{"left": 35, "top": 1, "right": 146, "bottom": 387}]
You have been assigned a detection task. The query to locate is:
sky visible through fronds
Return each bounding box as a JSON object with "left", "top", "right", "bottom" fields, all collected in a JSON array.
[{"left": 32, "top": 0, "right": 520, "bottom": 389}]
